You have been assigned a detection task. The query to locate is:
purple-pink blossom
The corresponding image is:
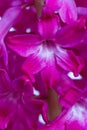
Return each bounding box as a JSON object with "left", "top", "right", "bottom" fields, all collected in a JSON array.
[{"left": 0, "top": 0, "right": 86, "bottom": 129}]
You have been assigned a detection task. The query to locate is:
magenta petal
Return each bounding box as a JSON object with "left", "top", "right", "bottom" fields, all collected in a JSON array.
[
  {"left": 0, "top": 42, "right": 8, "bottom": 68},
  {"left": 0, "top": 70, "right": 15, "bottom": 129},
  {"left": 55, "top": 19, "right": 86, "bottom": 48},
  {"left": 23, "top": 95, "right": 48, "bottom": 125},
  {"left": 45, "top": 0, "right": 62, "bottom": 11},
  {"left": 0, "top": 0, "right": 23, "bottom": 15},
  {"left": 64, "top": 99, "right": 87, "bottom": 130},
  {"left": 0, "top": 70, "right": 45, "bottom": 129},
  {"left": 26, "top": 97, "right": 48, "bottom": 122},
  {"left": 34, "top": 73, "right": 47, "bottom": 97},
  {"left": 59, "top": 87, "right": 82, "bottom": 108},
  {"left": 55, "top": 47, "right": 84, "bottom": 76},
  {"left": 0, "top": 7, "right": 22, "bottom": 39},
  {"left": 38, "top": 8, "right": 58, "bottom": 40},
  {"left": 66, "top": 121, "right": 86, "bottom": 130},
  {"left": 0, "top": 7, "right": 22, "bottom": 67},
  {"left": 0, "top": 101, "right": 16, "bottom": 130},
  {"left": 22, "top": 53, "right": 46, "bottom": 82},
  {"left": 55, "top": 76, "right": 82, "bottom": 108},
  {"left": 41, "top": 59, "right": 61, "bottom": 88},
  {"left": 77, "top": 7, "right": 87, "bottom": 15},
  {"left": 0, "top": 69, "right": 11, "bottom": 93},
  {"left": 7, "top": 34, "right": 41, "bottom": 57},
  {"left": 59, "top": 0, "right": 77, "bottom": 23}
]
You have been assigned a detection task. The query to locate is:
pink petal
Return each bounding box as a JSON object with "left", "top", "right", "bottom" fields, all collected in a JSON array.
[
  {"left": 0, "top": 70, "right": 16, "bottom": 129},
  {"left": 77, "top": 7, "right": 87, "bottom": 15},
  {"left": 7, "top": 34, "right": 41, "bottom": 57},
  {"left": 45, "top": 0, "right": 62, "bottom": 11},
  {"left": 0, "top": 7, "right": 22, "bottom": 39},
  {"left": 59, "top": 87, "right": 82, "bottom": 108},
  {"left": 22, "top": 53, "right": 46, "bottom": 82},
  {"left": 0, "top": 69, "right": 11, "bottom": 93},
  {"left": 0, "top": 101, "right": 15, "bottom": 130},
  {"left": 55, "top": 76, "right": 82, "bottom": 108},
  {"left": 34, "top": 73, "right": 47, "bottom": 97},
  {"left": 55, "top": 47, "right": 84, "bottom": 76},
  {"left": 59, "top": 0, "right": 77, "bottom": 24},
  {"left": 38, "top": 7, "right": 59, "bottom": 40},
  {"left": 0, "top": 0, "right": 23, "bottom": 15},
  {"left": 41, "top": 59, "right": 61, "bottom": 88},
  {"left": 55, "top": 18, "right": 86, "bottom": 48},
  {"left": 0, "top": 42, "right": 8, "bottom": 68}
]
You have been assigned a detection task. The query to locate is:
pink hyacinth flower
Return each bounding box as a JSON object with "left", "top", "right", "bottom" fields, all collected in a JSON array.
[
  {"left": 45, "top": 0, "right": 77, "bottom": 23},
  {"left": 0, "top": 69, "right": 48, "bottom": 129},
  {"left": 7, "top": 7, "right": 84, "bottom": 87}
]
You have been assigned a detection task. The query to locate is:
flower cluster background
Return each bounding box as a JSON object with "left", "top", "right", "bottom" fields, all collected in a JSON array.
[{"left": 0, "top": 0, "right": 87, "bottom": 130}]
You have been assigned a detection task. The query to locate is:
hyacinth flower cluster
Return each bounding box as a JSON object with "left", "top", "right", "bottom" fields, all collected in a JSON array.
[{"left": 0, "top": 0, "right": 87, "bottom": 129}]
